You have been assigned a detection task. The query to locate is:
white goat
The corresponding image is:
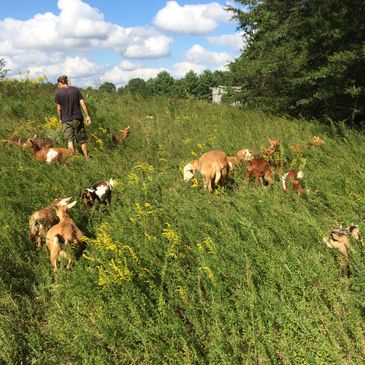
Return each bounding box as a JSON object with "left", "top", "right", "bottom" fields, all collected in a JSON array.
[{"left": 183, "top": 150, "right": 230, "bottom": 192}]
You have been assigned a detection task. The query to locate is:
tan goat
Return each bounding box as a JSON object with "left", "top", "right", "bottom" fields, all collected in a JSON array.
[
  {"left": 281, "top": 169, "right": 304, "bottom": 196},
  {"left": 45, "top": 200, "right": 84, "bottom": 272},
  {"left": 183, "top": 150, "right": 230, "bottom": 192},
  {"left": 29, "top": 197, "right": 71, "bottom": 248}
]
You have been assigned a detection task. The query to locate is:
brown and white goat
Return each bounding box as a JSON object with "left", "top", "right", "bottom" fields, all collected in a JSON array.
[
  {"left": 45, "top": 200, "right": 83, "bottom": 272},
  {"left": 323, "top": 223, "right": 364, "bottom": 257},
  {"left": 281, "top": 169, "right": 304, "bottom": 196},
  {"left": 28, "top": 138, "right": 72, "bottom": 163},
  {"left": 82, "top": 178, "right": 114, "bottom": 208},
  {"left": 29, "top": 197, "right": 71, "bottom": 248},
  {"left": 112, "top": 126, "right": 131, "bottom": 145},
  {"left": 183, "top": 150, "right": 230, "bottom": 193},
  {"left": 246, "top": 157, "right": 273, "bottom": 187}
]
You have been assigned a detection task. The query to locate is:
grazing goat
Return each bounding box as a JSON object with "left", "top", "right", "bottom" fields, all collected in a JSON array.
[
  {"left": 29, "top": 197, "right": 71, "bottom": 248},
  {"left": 28, "top": 138, "right": 72, "bottom": 163},
  {"left": 82, "top": 178, "right": 114, "bottom": 208},
  {"left": 112, "top": 126, "right": 131, "bottom": 145},
  {"left": 310, "top": 135, "right": 325, "bottom": 147},
  {"left": 2, "top": 136, "right": 28, "bottom": 147},
  {"left": 324, "top": 224, "right": 364, "bottom": 257},
  {"left": 281, "top": 169, "right": 304, "bottom": 196},
  {"left": 45, "top": 200, "right": 83, "bottom": 272},
  {"left": 246, "top": 157, "right": 273, "bottom": 187},
  {"left": 183, "top": 150, "right": 230, "bottom": 193}
]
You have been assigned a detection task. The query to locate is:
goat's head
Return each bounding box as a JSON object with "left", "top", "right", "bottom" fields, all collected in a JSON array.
[
  {"left": 311, "top": 136, "right": 325, "bottom": 147},
  {"left": 55, "top": 199, "right": 77, "bottom": 218},
  {"left": 82, "top": 189, "right": 96, "bottom": 208},
  {"left": 183, "top": 161, "right": 197, "bottom": 182}
]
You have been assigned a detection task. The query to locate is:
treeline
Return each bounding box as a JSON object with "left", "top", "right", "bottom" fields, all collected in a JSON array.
[{"left": 98, "top": 69, "right": 234, "bottom": 101}]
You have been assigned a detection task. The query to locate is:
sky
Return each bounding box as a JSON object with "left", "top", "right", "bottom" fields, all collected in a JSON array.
[{"left": 0, "top": 0, "right": 244, "bottom": 88}]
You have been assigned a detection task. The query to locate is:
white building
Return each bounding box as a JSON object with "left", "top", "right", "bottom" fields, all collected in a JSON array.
[{"left": 210, "top": 86, "right": 242, "bottom": 104}]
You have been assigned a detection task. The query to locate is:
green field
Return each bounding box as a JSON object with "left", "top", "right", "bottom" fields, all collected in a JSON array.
[{"left": 1, "top": 81, "right": 365, "bottom": 364}]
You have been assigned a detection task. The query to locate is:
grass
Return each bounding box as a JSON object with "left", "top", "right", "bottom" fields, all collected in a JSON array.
[{"left": 0, "top": 81, "right": 365, "bottom": 364}]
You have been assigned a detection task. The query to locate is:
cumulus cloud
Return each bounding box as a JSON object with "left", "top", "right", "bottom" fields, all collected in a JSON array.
[
  {"left": 186, "top": 44, "right": 232, "bottom": 66},
  {"left": 0, "top": 0, "right": 172, "bottom": 57},
  {"left": 206, "top": 32, "right": 245, "bottom": 50},
  {"left": 153, "top": 1, "right": 230, "bottom": 35},
  {"left": 101, "top": 61, "right": 165, "bottom": 86}
]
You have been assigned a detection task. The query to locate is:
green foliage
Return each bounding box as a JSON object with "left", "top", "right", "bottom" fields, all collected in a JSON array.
[
  {"left": 99, "top": 81, "right": 116, "bottom": 93},
  {"left": 229, "top": 0, "right": 365, "bottom": 122},
  {"left": 1, "top": 81, "right": 365, "bottom": 364}
]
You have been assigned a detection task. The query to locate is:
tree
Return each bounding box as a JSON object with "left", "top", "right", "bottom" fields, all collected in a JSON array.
[
  {"left": 0, "top": 58, "right": 8, "bottom": 81},
  {"left": 99, "top": 81, "right": 116, "bottom": 93},
  {"left": 124, "top": 78, "right": 149, "bottom": 96},
  {"left": 149, "top": 71, "right": 174, "bottom": 96},
  {"left": 183, "top": 70, "right": 200, "bottom": 98},
  {"left": 228, "top": 0, "right": 365, "bottom": 122}
]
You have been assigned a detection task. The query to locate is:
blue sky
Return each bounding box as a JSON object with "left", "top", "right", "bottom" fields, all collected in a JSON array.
[{"left": 0, "top": 0, "right": 243, "bottom": 88}]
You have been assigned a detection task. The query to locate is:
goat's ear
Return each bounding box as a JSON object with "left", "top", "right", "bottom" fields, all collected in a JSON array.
[
  {"left": 67, "top": 201, "right": 77, "bottom": 209},
  {"left": 33, "top": 134, "right": 37, "bottom": 138}
]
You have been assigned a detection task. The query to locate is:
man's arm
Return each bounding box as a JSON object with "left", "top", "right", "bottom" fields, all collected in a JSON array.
[
  {"left": 56, "top": 104, "right": 62, "bottom": 124},
  {"left": 80, "top": 99, "right": 91, "bottom": 125}
]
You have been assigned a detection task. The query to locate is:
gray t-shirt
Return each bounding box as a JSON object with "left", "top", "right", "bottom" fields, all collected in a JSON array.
[{"left": 55, "top": 86, "right": 84, "bottom": 122}]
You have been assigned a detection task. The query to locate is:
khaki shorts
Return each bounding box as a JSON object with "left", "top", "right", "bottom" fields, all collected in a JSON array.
[{"left": 62, "top": 119, "right": 88, "bottom": 144}]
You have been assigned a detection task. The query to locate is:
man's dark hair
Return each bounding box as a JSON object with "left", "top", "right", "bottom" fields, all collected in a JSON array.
[{"left": 57, "top": 75, "right": 68, "bottom": 85}]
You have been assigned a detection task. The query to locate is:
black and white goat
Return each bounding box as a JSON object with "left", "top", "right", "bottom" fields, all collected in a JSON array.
[{"left": 82, "top": 178, "right": 114, "bottom": 208}]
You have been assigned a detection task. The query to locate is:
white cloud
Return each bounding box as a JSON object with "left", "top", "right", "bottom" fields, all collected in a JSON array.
[
  {"left": 101, "top": 62, "right": 165, "bottom": 86},
  {"left": 206, "top": 32, "right": 244, "bottom": 50},
  {"left": 186, "top": 44, "right": 232, "bottom": 65},
  {"left": 0, "top": 0, "right": 172, "bottom": 58},
  {"left": 169, "top": 62, "right": 207, "bottom": 78},
  {"left": 153, "top": 1, "right": 230, "bottom": 35}
]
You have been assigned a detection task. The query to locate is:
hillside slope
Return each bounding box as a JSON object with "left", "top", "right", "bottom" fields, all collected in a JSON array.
[{"left": 1, "top": 81, "right": 365, "bottom": 364}]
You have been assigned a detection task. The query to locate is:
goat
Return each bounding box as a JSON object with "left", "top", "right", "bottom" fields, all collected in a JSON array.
[
  {"left": 235, "top": 148, "right": 254, "bottom": 161},
  {"left": 28, "top": 138, "right": 72, "bottom": 163},
  {"left": 45, "top": 200, "right": 83, "bottom": 272},
  {"left": 246, "top": 157, "right": 273, "bottom": 187},
  {"left": 2, "top": 134, "right": 53, "bottom": 148},
  {"left": 324, "top": 223, "right": 364, "bottom": 257},
  {"left": 82, "top": 178, "right": 114, "bottom": 208},
  {"left": 183, "top": 150, "right": 230, "bottom": 193},
  {"left": 29, "top": 197, "right": 71, "bottom": 248},
  {"left": 310, "top": 135, "right": 325, "bottom": 147},
  {"left": 112, "top": 126, "right": 131, "bottom": 145},
  {"left": 281, "top": 169, "right": 304, "bottom": 196}
]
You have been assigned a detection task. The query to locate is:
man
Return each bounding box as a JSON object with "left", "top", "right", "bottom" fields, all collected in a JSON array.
[{"left": 55, "top": 75, "right": 91, "bottom": 160}]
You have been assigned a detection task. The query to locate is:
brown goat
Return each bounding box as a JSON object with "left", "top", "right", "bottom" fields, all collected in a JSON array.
[
  {"left": 28, "top": 138, "right": 73, "bottom": 163},
  {"left": 112, "top": 126, "right": 131, "bottom": 145},
  {"left": 246, "top": 157, "right": 273, "bottom": 186},
  {"left": 281, "top": 169, "right": 304, "bottom": 196},
  {"left": 45, "top": 200, "right": 83, "bottom": 272},
  {"left": 29, "top": 197, "right": 71, "bottom": 248},
  {"left": 183, "top": 150, "right": 230, "bottom": 192},
  {"left": 2, "top": 135, "right": 53, "bottom": 148}
]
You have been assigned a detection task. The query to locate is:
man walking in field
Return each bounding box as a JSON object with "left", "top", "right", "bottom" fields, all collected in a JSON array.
[{"left": 55, "top": 75, "right": 91, "bottom": 160}]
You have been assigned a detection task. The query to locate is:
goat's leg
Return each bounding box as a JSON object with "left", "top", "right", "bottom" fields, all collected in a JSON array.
[{"left": 214, "top": 171, "right": 222, "bottom": 186}]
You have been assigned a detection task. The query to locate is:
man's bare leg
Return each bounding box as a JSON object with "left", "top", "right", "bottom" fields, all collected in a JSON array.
[
  {"left": 68, "top": 140, "right": 75, "bottom": 153},
  {"left": 81, "top": 143, "right": 88, "bottom": 160}
]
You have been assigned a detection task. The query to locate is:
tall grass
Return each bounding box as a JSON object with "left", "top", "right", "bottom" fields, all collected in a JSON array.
[{"left": 0, "top": 81, "right": 365, "bottom": 364}]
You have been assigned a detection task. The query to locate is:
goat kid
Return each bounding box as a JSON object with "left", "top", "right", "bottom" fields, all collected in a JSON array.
[
  {"left": 112, "top": 126, "right": 131, "bottom": 145},
  {"left": 281, "top": 169, "right": 304, "bottom": 196},
  {"left": 323, "top": 224, "right": 364, "bottom": 258},
  {"left": 28, "top": 138, "right": 72, "bottom": 163},
  {"left": 82, "top": 178, "right": 114, "bottom": 208},
  {"left": 183, "top": 150, "right": 230, "bottom": 193},
  {"left": 246, "top": 157, "right": 273, "bottom": 187},
  {"left": 45, "top": 200, "right": 83, "bottom": 272},
  {"left": 29, "top": 197, "right": 71, "bottom": 248}
]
